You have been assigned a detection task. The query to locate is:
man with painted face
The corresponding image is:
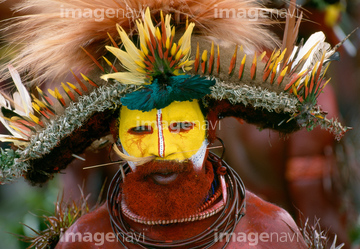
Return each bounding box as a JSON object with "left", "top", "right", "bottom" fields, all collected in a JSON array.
[
  {"left": 119, "top": 101, "right": 211, "bottom": 220},
  {"left": 56, "top": 100, "right": 308, "bottom": 248},
  {"left": 119, "top": 101, "right": 210, "bottom": 220},
  {"left": 53, "top": 9, "right": 346, "bottom": 242},
  {"left": 0, "top": 1, "right": 349, "bottom": 248}
]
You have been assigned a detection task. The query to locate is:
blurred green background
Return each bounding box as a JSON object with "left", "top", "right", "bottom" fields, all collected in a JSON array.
[{"left": 0, "top": 176, "right": 60, "bottom": 249}]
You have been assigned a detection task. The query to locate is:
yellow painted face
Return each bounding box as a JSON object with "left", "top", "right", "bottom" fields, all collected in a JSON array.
[{"left": 119, "top": 100, "right": 206, "bottom": 163}]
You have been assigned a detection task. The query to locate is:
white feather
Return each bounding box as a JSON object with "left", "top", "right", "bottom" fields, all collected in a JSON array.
[
  {"left": 0, "top": 116, "right": 25, "bottom": 139},
  {"left": 291, "top": 32, "right": 325, "bottom": 71},
  {"left": 0, "top": 93, "right": 11, "bottom": 109},
  {"left": 0, "top": 134, "right": 29, "bottom": 146},
  {"left": 8, "top": 65, "right": 32, "bottom": 116},
  {"left": 12, "top": 92, "right": 26, "bottom": 116},
  {"left": 0, "top": 94, "right": 24, "bottom": 138}
]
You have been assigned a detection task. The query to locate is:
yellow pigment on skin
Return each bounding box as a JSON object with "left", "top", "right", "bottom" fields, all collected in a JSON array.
[{"left": 119, "top": 100, "right": 206, "bottom": 161}]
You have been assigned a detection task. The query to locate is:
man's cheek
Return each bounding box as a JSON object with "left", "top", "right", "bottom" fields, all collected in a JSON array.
[
  {"left": 122, "top": 135, "right": 156, "bottom": 157},
  {"left": 178, "top": 128, "right": 205, "bottom": 151}
]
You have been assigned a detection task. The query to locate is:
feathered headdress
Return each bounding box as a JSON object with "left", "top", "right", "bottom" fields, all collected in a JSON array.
[{"left": 0, "top": 0, "right": 349, "bottom": 185}]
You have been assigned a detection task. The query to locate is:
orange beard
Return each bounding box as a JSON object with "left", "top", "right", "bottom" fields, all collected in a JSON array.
[{"left": 122, "top": 160, "right": 214, "bottom": 221}]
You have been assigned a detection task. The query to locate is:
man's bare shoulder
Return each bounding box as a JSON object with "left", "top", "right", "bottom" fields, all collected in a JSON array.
[
  {"left": 224, "top": 190, "right": 308, "bottom": 249},
  {"left": 56, "top": 193, "right": 308, "bottom": 249},
  {"left": 55, "top": 203, "right": 123, "bottom": 249}
]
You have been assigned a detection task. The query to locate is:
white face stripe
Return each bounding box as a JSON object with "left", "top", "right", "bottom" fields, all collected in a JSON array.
[
  {"left": 190, "top": 139, "right": 208, "bottom": 171},
  {"left": 156, "top": 109, "right": 165, "bottom": 158},
  {"left": 123, "top": 147, "right": 136, "bottom": 171}
]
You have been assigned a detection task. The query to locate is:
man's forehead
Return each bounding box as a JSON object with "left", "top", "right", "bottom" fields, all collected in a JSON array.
[{"left": 120, "top": 100, "right": 204, "bottom": 123}]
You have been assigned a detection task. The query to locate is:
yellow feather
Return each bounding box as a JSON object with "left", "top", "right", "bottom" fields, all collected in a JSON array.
[
  {"left": 304, "top": 75, "right": 310, "bottom": 88},
  {"left": 29, "top": 113, "right": 40, "bottom": 124},
  {"left": 144, "top": 7, "right": 155, "bottom": 36},
  {"left": 140, "top": 43, "right": 149, "bottom": 56},
  {"left": 100, "top": 72, "right": 145, "bottom": 85},
  {"left": 175, "top": 49, "right": 183, "bottom": 61},
  {"left": 241, "top": 54, "right": 247, "bottom": 65},
  {"left": 32, "top": 102, "right": 41, "bottom": 112},
  {"left": 312, "top": 61, "right": 319, "bottom": 78},
  {"left": 105, "top": 46, "right": 140, "bottom": 74},
  {"left": 47, "top": 89, "right": 56, "bottom": 98},
  {"left": 302, "top": 42, "right": 320, "bottom": 61},
  {"left": 116, "top": 24, "right": 142, "bottom": 63},
  {"left": 292, "top": 85, "right": 298, "bottom": 96},
  {"left": 280, "top": 66, "right": 288, "bottom": 77},
  {"left": 54, "top": 87, "right": 63, "bottom": 100},
  {"left": 135, "top": 60, "right": 146, "bottom": 69},
  {"left": 61, "top": 82, "right": 71, "bottom": 93},
  {"left": 259, "top": 51, "right": 267, "bottom": 61},
  {"left": 136, "top": 20, "right": 149, "bottom": 51},
  {"left": 166, "top": 37, "right": 170, "bottom": 50},
  {"left": 66, "top": 82, "right": 78, "bottom": 90},
  {"left": 202, "top": 50, "right": 208, "bottom": 62},
  {"left": 179, "top": 23, "right": 195, "bottom": 56},
  {"left": 165, "top": 14, "right": 172, "bottom": 38},
  {"left": 155, "top": 27, "right": 161, "bottom": 42},
  {"left": 171, "top": 43, "right": 177, "bottom": 56}
]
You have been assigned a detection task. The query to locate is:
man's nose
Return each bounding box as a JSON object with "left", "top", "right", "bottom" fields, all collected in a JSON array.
[
  {"left": 144, "top": 124, "right": 166, "bottom": 158},
  {"left": 145, "top": 131, "right": 162, "bottom": 158},
  {"left": 162, "top": 137, "right": 179, "bottom": 159},
  {"left": 149, "top": 125, "right": 179, "bottom": 159}
]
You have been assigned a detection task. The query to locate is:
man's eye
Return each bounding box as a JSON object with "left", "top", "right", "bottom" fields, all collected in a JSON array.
[
  {"left": 169, "top": 122, "right": 195, "bottom": 133},
  {"left": 128, "top": 126, "right": 153, "bottom": 135}
]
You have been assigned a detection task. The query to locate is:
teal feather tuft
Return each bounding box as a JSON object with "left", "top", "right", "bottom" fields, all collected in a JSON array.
[{"left": 121, "top": 75, "right": 215, "bottom": 111}]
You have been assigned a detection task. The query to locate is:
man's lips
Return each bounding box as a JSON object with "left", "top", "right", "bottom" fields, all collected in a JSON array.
[{"left": 150, "top": 172, "right": 178, "bottom": 185}]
